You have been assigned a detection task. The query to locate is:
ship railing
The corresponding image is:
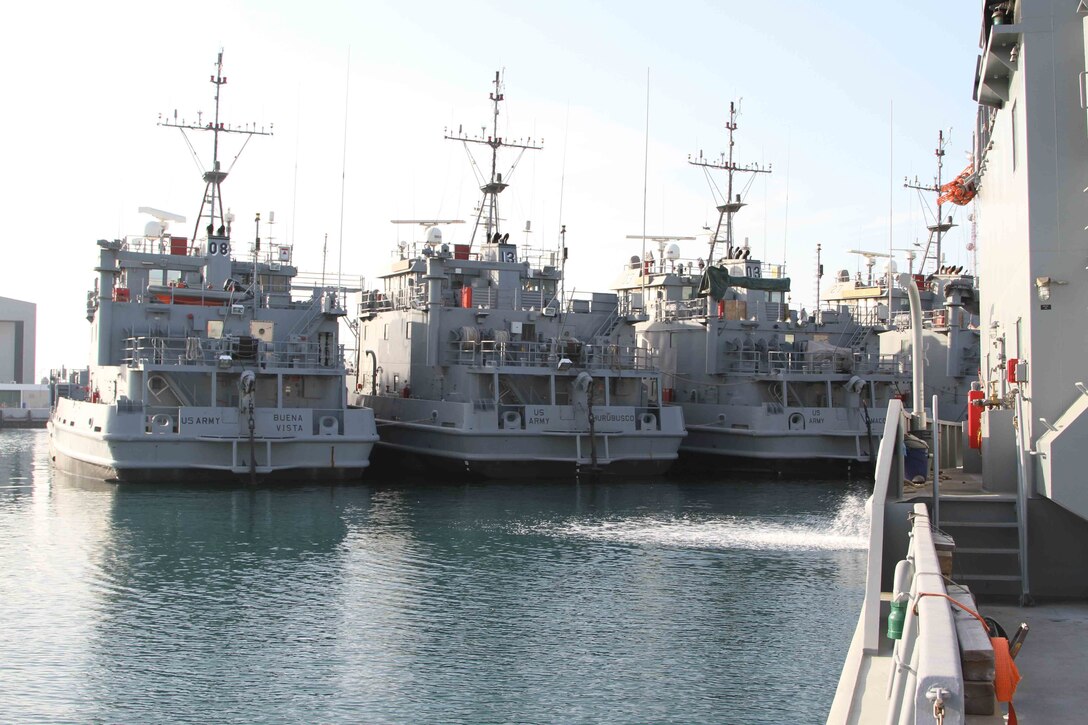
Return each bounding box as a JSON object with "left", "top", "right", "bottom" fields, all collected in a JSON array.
[
  {"left": 120, "top": 235, "right": 197, "bottom": 256},
  {"left": 891, "top": 309, "right": 951, "bottom": 330},
  {"left": 883, "top": 501, "right": 967, "bottom": 724},
  {"left": 285, "top": 290, "right": 337, "bottom": 339},
  {"left": 387, "top": 241, "right": 564, "bottom": 273},
  {"left": 519, "top": 249, "right": 564, "bottom": 272},
  {"left": 922, "top": 309, "right": 951, "bottom": 327},
  {"left": 449, "top": 339, "right": 655, "bottom": 372},
  {"left": 854, "top": 352, "right": 907, "bottom": 375},
  {"left": 632, "top": 255, "right": 788, "bottom": 279},
  {"left": 766, "top": 350, "right": 854, "bottom": 375},
  {"left": 515, "top": 287, "right": 560, "bottom": 313},
  {"left": 844, "top": 307, "right": 883, "bottom": 327},
  {"left": 563, "top": 291, "right": 619, "bottom": 316},
  {"left": 123, "top": 335, "right": 345, "bottom": 370},
  {"left": 936, "top": 417, "right": 965, "bottom": 470},
  {"left": 291, "top": 272, "right": 365, "bottom": 293},
  {"left": 724, "top": 351, "right": 905, "bottom": 376},
  {"left": 659, "top": 298, "right": 708, "bottom": 322},
  {"left": 359, "top": 285, "right": 425, "bottom": 315}
]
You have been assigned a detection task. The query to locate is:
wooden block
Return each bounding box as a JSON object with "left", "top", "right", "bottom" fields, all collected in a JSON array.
[
  {"left": 938, "top": 549, "right": 954, "bottom": 577},
  {"left": 933, "top": 531, "right": 956, "bottom": 552},
  {"left": 956, "top": 613, "right": 996, "bottom": 681},
  {"left": 964, "top": 680, "right": 996, "bottom": 715}
]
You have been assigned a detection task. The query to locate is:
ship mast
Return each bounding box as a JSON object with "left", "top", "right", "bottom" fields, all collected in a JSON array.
[
  {"left": 904, "top": 129, "right": 955, "bottom": 275},
  {"left": 159, "top": 50, "right": 272, "bottom": 244},
  {"left": 445, "top": 71, "right": 542, "bottom": 249},
  {"left": 689, "top": 101, "right": 771, "bottom": 263}
]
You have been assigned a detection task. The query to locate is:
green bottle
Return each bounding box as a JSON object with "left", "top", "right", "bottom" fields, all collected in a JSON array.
[{"left": 887, "top": 597, "right": 907, "bottom": 640}]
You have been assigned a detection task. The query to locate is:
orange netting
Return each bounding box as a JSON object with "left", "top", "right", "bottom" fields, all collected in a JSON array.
[{"left": 938, "top": 164, "right": 977, "bottom": 206}]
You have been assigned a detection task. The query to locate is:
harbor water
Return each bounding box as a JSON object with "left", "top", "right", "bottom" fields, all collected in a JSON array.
[{"left": 2, "top": 429, "right": 868, "bottom": 723}]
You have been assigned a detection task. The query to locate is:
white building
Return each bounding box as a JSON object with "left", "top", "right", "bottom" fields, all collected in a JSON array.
[{"left": 0, "top": 295, "right": 36, "bottom": 385}]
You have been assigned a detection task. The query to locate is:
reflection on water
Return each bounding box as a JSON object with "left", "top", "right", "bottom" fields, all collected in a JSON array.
[{"left": 0, "top": 430, "right": 867, "bottom": 723}]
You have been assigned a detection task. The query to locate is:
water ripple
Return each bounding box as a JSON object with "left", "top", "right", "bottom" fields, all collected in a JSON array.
[
  {"left": 527, "top": 492, "right": 869, "bottom": 551},
  {"left": 0, "top": 431, "right": 868, "bottom": 724}
]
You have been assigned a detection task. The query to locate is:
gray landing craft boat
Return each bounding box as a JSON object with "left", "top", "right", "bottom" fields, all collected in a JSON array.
[
  {"left": 824, "top": 130, "right": 981, "bottom": 423},
  {"left": 48, "top": 52, "right": 378, "bottom": 483},
  {"left": 613, "top": 102, "right": 908, "bottom": 469},
  {"left": 349, "top": 73, "right": 685, "bottom": 477}
]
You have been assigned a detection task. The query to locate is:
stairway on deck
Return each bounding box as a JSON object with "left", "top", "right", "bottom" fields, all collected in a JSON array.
[{"left": 937, "top": 493, "right": 1024, "bottom": 601}]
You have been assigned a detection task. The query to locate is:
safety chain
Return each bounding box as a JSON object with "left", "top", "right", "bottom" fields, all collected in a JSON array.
[{"left": 926, "top": 686, "right": 949, "bottom": 724}]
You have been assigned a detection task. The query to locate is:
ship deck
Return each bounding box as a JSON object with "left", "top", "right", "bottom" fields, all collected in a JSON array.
[
  {"left": 979, "top": 601, "right": 1088, "bottom": 722},
  {"left": 896, "top": 471, "right": 1088, "bottom": 721}
]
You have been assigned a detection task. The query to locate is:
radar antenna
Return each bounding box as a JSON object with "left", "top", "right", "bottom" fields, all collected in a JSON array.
[
  {"left": 625, "top": 234, "right": 696, "bottom": 274},
  {"left": 158, "top": 50, "right": 273, "bottom": 244},
  {"left": 846, "top": 248, "right": 892, "bottom": 287},
  {"left": 444, "top": 71, "right": 542, "bottom": 249},
  {"left": 688, "top": 100, "right": 771, "bottom": 262}
]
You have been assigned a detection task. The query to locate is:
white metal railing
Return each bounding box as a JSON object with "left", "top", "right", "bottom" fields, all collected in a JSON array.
[
  {"left": 627, "top": 255, "right": 787, "bottom": 279},
  {"left": 448, "top": 339, "right": 655, "bottom": 372},
  {"left": 724, "top": 350, "right": 905, "bottom": 376},
  {"left": 936, "top": 418, "right": 964, "bottom": 471},
  {"left": 124, "top": 336, "right": 345, "bottom": 370},
  {"left": 360, "top": 283, "right": 570, "bottom": 316},
  {"left": 658, "top": 297, "right": 707, "bottom": 321},
  {"left": 861, "top": 400, "right": 906, "bottom": 653},
  {"left": 884, "top": 504, "right": 966, "bottom": 724}
]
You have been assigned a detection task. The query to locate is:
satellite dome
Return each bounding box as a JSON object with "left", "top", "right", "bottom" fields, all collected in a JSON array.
[
  {"left": 426, "top": 227, "right": 443, "bottom": 245},
  {"left": 144, "top": 220, "right": 166, "bottom": 237},
  {"left": 666, "top": 244, "right": 680, "bottom": 261}
]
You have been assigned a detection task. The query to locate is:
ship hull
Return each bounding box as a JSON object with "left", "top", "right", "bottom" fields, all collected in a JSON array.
[
  {"left": 358, "top": 395, "right": 685, "bottom": 479},
  {"left": 678, "top": 402, "right": 888, "bottom": 464},
  {"left": 49, "top": 399, "right": 378, "bottom": 484}
]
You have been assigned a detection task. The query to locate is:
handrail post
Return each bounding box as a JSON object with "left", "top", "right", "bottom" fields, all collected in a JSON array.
[
  {"left": 932, "top": 394, "right": 940, "bottom": 529},
  {"left": 1014, "top": 392, "right": 1032, "bottom": 604}
]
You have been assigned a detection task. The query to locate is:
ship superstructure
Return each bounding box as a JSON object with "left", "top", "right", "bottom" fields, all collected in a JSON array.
[
  {"left": 350, "top": 73, "right": 685, "bottom": 477},
  {"left": 48, "top": 52, "right": 378, "bottom": 483},
  {"left": 613, "top": 102, "right": 907, "bottom": 468}
]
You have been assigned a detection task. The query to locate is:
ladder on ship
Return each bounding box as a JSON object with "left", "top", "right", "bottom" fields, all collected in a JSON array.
[
  {"left": 936, "top": 492, "right": 1028, "bottom": 603},
  {"left": 924, "top": 411, "right": 1031, "bottom": 606},
  {"left": 836, "top": 322, "right": 870, "bottom": 352}
]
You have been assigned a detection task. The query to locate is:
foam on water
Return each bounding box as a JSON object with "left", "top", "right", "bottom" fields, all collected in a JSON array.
[{"left": 532, "top": 491, "right": 870, "bottom": 552}]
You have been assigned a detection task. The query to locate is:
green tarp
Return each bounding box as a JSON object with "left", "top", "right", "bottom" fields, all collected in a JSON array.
[{"left": 698, "top": 266, "right": 791, "bottom": 299}]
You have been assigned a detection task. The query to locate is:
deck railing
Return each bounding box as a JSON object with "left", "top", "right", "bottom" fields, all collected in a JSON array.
[
  {"left": 448, "top": 339, "right": 655, "bottom": 372},
  {"left": 724, "top": 350, "right": 905, "bottom": 376},
  {"left": 124, "top": 336, "right": 345, "bottom": 370}
]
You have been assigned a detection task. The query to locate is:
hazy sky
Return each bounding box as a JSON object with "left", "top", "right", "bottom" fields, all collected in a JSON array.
[{"left": 1, "top": 0, "right": 983, "bottom": 380}]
